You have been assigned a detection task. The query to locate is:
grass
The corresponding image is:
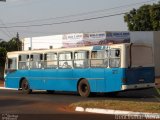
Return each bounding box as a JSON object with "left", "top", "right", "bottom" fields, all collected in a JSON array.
[
  {"left": 70, "top": 100, "right": 160, "bottom": 113},
  {"left": 155, "top": 88, "right": 160, "bottom": 95}
]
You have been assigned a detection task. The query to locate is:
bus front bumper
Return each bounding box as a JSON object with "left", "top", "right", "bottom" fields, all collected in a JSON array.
[{"left": 121, "top": 83, "right": 155, "bottom": 90}]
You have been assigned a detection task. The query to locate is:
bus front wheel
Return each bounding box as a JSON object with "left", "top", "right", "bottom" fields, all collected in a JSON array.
[
  {"left": 78, "top": 79, "right": 90, "bottom": 97},
  {"left": 21, "top": 79, "right": 32, "bottom": 94}
]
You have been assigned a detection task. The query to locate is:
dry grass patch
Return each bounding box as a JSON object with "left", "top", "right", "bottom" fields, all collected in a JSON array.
[{"left": 70, "top": 100, "right": 160, "bottom": 113}]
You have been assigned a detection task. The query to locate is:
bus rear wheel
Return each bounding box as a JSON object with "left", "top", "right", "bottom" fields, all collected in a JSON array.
[
  {"left": 78, "top": 79, "right": 90, "bottom": 97},
  {"left": 21, "top": 79, "right": 32, "bottom": 94}
]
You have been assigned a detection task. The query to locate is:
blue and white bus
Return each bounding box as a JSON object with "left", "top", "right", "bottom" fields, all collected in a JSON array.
[{"left": 4, "top": 43, "right": 155, "bottom": 97}]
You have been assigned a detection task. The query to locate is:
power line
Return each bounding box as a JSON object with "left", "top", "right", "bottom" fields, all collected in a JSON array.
[
  {"left": 0, "top": 29, "right": 11, "bottom": 38},
  {"left": 0, "top": 19, "right": 12, "bottom": 38},
  {"left": 0, "top": 12, "right": 126, "bottom": 28},
  {"left": 0, "top": 19, "right": 13, "bottom": 37},
  {"left": 0, "top": 0, "right": 45, "bottom": 8},
  {"left": 0, "top": 0, "right": 157, "bottom": 25}
]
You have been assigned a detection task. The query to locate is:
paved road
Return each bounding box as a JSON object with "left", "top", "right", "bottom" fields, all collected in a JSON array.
[{"left": 0, "top": 88, "right": 159, "bottom": 120}]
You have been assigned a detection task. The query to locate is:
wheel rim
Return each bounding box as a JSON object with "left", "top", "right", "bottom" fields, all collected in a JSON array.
[
  {"left": 23, "top": 81, "right": 28, "bottom": 90},
  {"left": 81, "top": 84, "right": 88, "bottom": 93}
]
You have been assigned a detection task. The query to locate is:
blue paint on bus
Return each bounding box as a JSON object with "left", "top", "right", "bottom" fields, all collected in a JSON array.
[{"left": 5, "top": 67, "right": 155, "bottom": 92}]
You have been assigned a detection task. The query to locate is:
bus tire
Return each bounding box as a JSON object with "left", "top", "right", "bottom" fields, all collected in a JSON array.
[
  {"left": 78, "top": 79, "right": 91, "bottom": 97},
  {"left": 21, "top": 79, "right": 32, "bottom": 94}
]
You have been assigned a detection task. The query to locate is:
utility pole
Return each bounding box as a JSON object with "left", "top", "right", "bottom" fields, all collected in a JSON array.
[
  {"left": 16, "top": 32, "right": 21, "bottom": 51},
  {"left": 16, "top": 32, "right": 19, "bottom": 40}
]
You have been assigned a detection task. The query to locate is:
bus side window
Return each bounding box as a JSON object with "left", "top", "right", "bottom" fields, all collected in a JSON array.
[
  {"left": 30, "top": 54, "right": 43, "bottom": 69},
  {"left": 74, "top": 51, "right": 89, "bottom": 68},
  {"left": 109, "top": 49, "right": 121, "bottom": 68},
  {"left": 18, "top": 54, "right": 29, "bottom": 70},
  {"left": 8, "top": 59, "right": 12, "bottom": 69},
  {"left": 59, "top": 52, "right": 73, "bottom": 69},
  {"left": 44, "top": 52, "right": 57, "bottom": 69},
  {"left": 8, "top": 58, "right": 17, "bottom": 69},
  {"left": 90, "top": 50, "right": 106, "bottom": 68}
]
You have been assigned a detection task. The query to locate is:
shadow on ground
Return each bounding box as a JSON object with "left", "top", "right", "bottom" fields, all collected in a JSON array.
[{"left": 0, "top": 98, "right": 36, "bottom": 108}]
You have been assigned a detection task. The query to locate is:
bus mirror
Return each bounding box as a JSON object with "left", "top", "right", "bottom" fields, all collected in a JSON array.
[{"left": 115, "top": 50, "right": 120, "bottom": 57}]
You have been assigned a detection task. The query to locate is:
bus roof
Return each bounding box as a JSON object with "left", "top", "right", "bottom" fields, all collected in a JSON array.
[{"left": 7, "top": 43, "right": 152, "bottom": 56}]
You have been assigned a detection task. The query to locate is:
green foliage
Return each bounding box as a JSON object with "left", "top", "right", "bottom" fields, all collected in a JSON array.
[
  {"left": 7, "top": 37, "right": 22, "bottom": 51},
  {"left": 0, "top": 47, "right": 7, "bottom": 66},
  {"left": 124, "top": 2, "right": 160, "bottom": 31},
  {"left": 0, "top": 34, "right": 22, "bottom": 78}
]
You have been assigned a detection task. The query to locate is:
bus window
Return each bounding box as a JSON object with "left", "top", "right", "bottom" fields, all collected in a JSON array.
[
  {"left": 74, "top": 51, "right": 89, "bottom": 68},
  {"left": 7, "top": 58, "right": 17, "bottom": 70},
  {"left": 18, "top": 54, "right": 29, "bottom": 70},
  {"left": 91, "top": 50, "right": 107, "bottom": 68},
  {"left": 44, "top": 53, "right": 57, "bottom": 69},
  {"left": 59, "top": 52, "right": 73, "bottom": 68},
  {"left": 30, "top": 54, "right": 43, "bottom": 69},
  {"left": 109, "top": 49, "right": 121, "bottom": 68}
]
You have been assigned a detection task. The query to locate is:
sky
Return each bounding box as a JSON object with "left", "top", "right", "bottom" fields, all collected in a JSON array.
[{"left": 0, "top": 0, "right": 159, "bottom": 40}]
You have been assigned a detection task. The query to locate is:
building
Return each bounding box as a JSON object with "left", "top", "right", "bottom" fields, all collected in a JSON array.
[
  {"left": 22, "top": 31, "right": 130, "bottom": 50},
  {"left": 22, "top": 35, "right": 63, "bottom": 50}
]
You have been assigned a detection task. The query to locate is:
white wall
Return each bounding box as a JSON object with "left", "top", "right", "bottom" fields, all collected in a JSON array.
[
  {"left": 23, "top": 35, "right": 63, "bottom": 50},
  {"left": 153, "top": 32, "right": 160, "bottom": 77},
  {"left": 130, "top": 31, "right": 154, "bottom": 46}
]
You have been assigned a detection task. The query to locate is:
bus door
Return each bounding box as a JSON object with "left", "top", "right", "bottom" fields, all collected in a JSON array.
[
  {"left": 105, "top": 48, "right": 122, "bottom": 92},
  {"left": 55, "top": 52, "right": 74, "bottom": 91},
  {"left": 56, "top": 61, "right": 73, "bottom": 91},
  {"left": 5, "top": 57, "right": 19, "bottom": 88},
  {"left": 90, "top": 50, "right": 106, "bottom": 92}
]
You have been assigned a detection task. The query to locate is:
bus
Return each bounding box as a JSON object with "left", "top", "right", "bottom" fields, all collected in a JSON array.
[{"left": 4, "top": 43, "right": 155, "bottom": 97}]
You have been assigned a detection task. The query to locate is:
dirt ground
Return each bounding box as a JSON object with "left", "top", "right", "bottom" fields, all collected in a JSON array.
[
  {"left": 155, "top": 77, "right": 160, "bottom": 82},
  {"left": 0, "top": 80, "right": 4, "bottom": 87}
]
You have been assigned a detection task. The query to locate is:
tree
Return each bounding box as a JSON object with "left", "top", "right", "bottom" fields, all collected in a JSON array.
[
  {"left": 0, "top": 33, "right": 22, "bottom": 79},
  {"left": 124, "top": 2, "right": 160, "bottom": 31},
  {"left": 0, "top": 47, "right": 7, "bottom": 79},
  {"left": 7, "top": 33, "right": 22, "bottom": 51}
]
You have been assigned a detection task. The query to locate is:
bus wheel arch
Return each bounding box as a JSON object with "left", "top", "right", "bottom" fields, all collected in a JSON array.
[
  {"left": 77, "top": 78, "right": 91, "bottom": 97},
  {"left": 20, "top": 78, "right": 32, "bottom": 94},
  {"left": 19, "top": 77, "right": 26, "bottom": 89}
]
